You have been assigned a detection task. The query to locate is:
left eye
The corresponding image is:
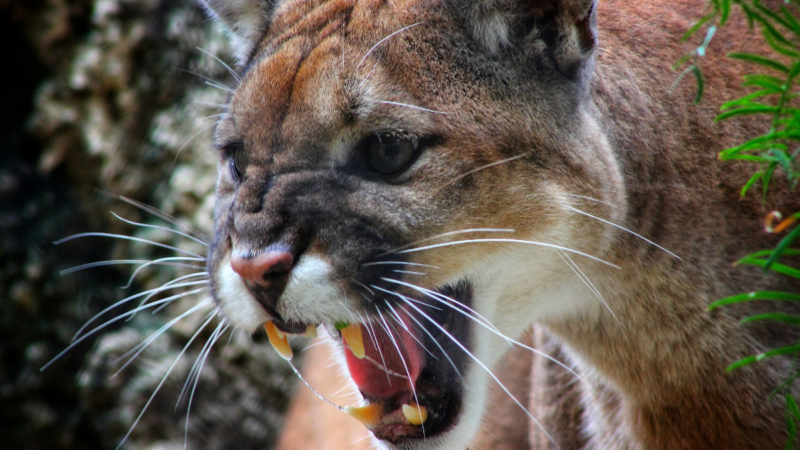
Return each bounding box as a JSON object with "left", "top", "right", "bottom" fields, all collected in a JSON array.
[{"left": 367, "top": 134, "right": 419, "bottom": 175}]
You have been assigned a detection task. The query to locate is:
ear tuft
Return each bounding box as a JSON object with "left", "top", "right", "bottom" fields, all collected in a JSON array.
[{"left": 200, "top": 0, "right": 277, "bottom": 63}]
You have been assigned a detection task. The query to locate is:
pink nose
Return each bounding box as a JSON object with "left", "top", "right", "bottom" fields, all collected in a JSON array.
[{"left": 230, "top": 250, "right": 294, "bottom": 286}]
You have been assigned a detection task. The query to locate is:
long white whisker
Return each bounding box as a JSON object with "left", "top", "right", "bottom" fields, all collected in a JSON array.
[
  {"left": 176, "top": 122, "right": 217, "bottom": 160},
  {"left": 191, "top": 101, "right": 229, "bottom": 109},
  {"left": 357, "top": 60, "right": 381, "bottom": 92},
  {"left": 375, "top": 308, "right": 426, "bottom": 438},
  {"left": 71, "top": 276, "right": 208, "bottom": 339},
  {"left": 384, "top": 301, "right": 437, "bottom": 360},
  {"left": 371, "top": 284, "right": 442, "bottom": 312},
  {"left": 556, "top": 250, "right": 621, "bottom": 327},
  {"left": 356, "top": 22, "right": 423, "bottom": 70},
  {"left": 564, "top": 205, "right": 681, "bottom": 260},
  {"left": 196, "top": 46, "right": 241, "bottom": 83},
  {"left": 403, "top": 300, "right": 561, "bottom": 450},
  {"left": 128, "top": 274, "right": 209, "bottom": 322},
  {"left": 110, "top": 194, "right": 208, "bottom": 240},
  {"left": 121, "top": 257, "right": 206, "bottom": 289},
  {"left": 110, "top": 212, "right": 210, "bottom": 247},
  {"left": 183, "top": 321, "right": 228, "bottom": 449},
  {"left": 112, "top": 292, "right": 213, "bottom": 376},
  {"left": 382, "top": 278, "right": 591, "bottom": 390},
  {"left": 396, "top": 299, "right": 466, "bottom": 384},
  {"left": 362, "top": 314, "right": 393, "bottom": 387},
  {"left": 287, "top": 359, "right": 346, "bottom": 412},
  {"left": 398, "top": 238, "right": 620, "bottom": 269},
  {"left": 114, "top": 297, "right": 215, "bottom": 450},
  {"left": 564, "top": 193, "right": 617, "bottom": 208},
  {"left": 381, "top": 278, "right": 507, "bottom": 342},
  {"left": 55, "top": 233, "right": 203, "bottom": 258},
  {"left": 362, "top": 261, "right": 440, "bottom": 269},
  {"left": 177, "top": 316, "right": 223, "bottom": 408},
  {"left": 392, "top": 270, "right": 426, "bottom": 275},
  {"left": 59, "top": 259, "right": 204, "bottom": 277},
  {"left": 382, "top": 228, "right": 515, "bottom": 255},
  {"left": 376, "top": 100, "right": 448, "bottom": 115},
  {"left": 433, "top": 154, "right": 526, "bottom": 193},
  {"left": 151, "top": 287, "right": 210, "bottom": 315}
]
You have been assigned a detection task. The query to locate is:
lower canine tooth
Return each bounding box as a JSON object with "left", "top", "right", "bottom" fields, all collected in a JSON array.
[
  {"left": 402, "top": 403, "right": 428, "bottom": 425},
  {"left": 264, "top": 321, "right": 293, "bottom": 360},
  {"left": 345, "top": 403, "right": 382, "bottom": 426},
  {"left": 341, "top": 323, "right": 365, "bottom": 359}
]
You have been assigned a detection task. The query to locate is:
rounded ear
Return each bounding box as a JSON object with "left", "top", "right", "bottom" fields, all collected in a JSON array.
[
  {"left": 466, "top": 0, "right": 597, "bottom": 75},
  {"left": 199, "top": 0, "right": 277, "bottom": 63}
]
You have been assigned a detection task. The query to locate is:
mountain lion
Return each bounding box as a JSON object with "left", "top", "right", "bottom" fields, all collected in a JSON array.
[{"left": 200, "top": 0, "right": 800, "bottom": 448}]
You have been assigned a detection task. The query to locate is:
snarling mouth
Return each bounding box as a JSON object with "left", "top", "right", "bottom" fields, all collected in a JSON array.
[{"left": 264, "top": 281, "right": 473, "bottom": 444}]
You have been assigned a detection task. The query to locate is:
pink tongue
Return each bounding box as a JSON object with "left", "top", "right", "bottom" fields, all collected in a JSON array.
[{"left": 343, "top": 312, "right": 423, "bottom": 399}]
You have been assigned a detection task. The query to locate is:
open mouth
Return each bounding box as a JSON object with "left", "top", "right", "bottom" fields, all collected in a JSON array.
[{"left": 262, "top": 281, "right": 473, "bottom": 444}]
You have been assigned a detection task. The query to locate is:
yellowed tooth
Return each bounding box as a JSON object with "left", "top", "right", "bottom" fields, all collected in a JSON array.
[
  {"left": 264, "top": 321, "right": 293, "bottom": 360},
  {"left": 402, "top": 403, "right": 428, "bottom": 426},
  {"left": 305, "top": 324, "right": 318, "bottom": 338},
  {"left": 341, "top": 323, "right": 365, "bottom": 359},
  {"left": 345, "top": 403, "right": 383, "bottom": 426}
]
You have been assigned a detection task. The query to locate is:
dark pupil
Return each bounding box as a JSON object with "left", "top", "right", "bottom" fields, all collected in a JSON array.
[
  {"left": 369, "top": 136, "right": 414, "bottom": 174},
  {"left": 233, "top": 146, "right": 248, "bottom": 179}
]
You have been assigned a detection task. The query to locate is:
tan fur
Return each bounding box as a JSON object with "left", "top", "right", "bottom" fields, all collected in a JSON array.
[{"left": 202, "top": 0, "right": 800, "bottom": 448}]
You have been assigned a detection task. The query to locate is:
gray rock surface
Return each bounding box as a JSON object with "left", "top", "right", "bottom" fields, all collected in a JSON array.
[{"left": 1, "top": 1, "right": 298, "bottom": 448}]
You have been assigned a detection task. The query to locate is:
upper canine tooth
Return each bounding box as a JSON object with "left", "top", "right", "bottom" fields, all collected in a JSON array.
[
  {"left": 345, "top": 403, "right": 383, "bottom": 426},
  {"left": 264, "top": 321, "right": 293, "bottom": 360},
  {"left": 341, "top": 323, "right": 365, "bottom": 359},
  {"left": 402, "top": 403, "right": 428, "bottom": 425},
  {"left": 305, "top": 324, "right": 318, "bottom": 338}
]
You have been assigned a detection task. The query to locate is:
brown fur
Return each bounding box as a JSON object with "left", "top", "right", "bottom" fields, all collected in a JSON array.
[{"left": 201, "top": 0, "right": 800, "bottom": 448}]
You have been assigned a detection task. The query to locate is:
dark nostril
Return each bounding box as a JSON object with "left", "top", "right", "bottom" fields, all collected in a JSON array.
[{"left": 231, "top": 250, "right": 294, "bottom": 285}]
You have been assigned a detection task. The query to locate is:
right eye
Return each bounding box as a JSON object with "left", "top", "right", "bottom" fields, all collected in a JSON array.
[{"left": 226, "top": 143, "right": 247, "bottom": 181}]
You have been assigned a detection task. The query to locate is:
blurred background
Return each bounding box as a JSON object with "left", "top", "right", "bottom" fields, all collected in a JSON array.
[{"left": 0, "top": 0, "right": 299, "bottom": 448}]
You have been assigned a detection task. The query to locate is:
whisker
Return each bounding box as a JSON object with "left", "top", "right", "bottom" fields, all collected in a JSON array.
[
  {"left": 356, "top": 22, "right": 424, "bottom": 70},
  {"left": 383, "top": 278, "right": 592, "bottom": 391},
  {"left": 382, "top": 228, "right": 514, "bottom": 256},
  {"left": 564, "top": 192, "right": 617, "bottom": 208},
  {"left": 111, "top": 291, "right": 213, "bottom": 376},
  {"left": 392, "top": 270, "right": 426, "bottom": 276},
  {"left": 402, "top": 300, "right": 561, "bottom": 450},
  {"left": 195, "top": 46, "right": 241, "bottom": 83},
  {"left": 362, "top": 314, "right": 393, "bottom": 387},
  {"left": 55, "top": 233, "right": 203, "bottom": 258},
  {"left": 362, "top": 261, "right": 440, "bottom": 269},
  {"left": 72, "top": 276, "right": 209, "bottom": 341},
  {"left": 176, "top": 122, "right": 218, "bottom": 160},
  {"left": 556, "top": 250, "right": 621, "bottom": 327},
  {"left": 59, "top": 259, "right": 204, "bottom": 277},
  {"left": 151, "top": 287, "right": 210, "bottom": 315},
  {"left": 376, "top": 100, "right": 448, "bottom": 115},
  {"left": 110, "top": 212, "right": 210, "bottom": 247},
  {"left": 127, "top": 273, "right": 209, "bottom": 322},
  {"left": 433, "top": 154, "right": 526, "bottom": 193},
  {"left": 375, "top": 307, "right": 426, "bottom": 438},
  {"left": 565, "top": 205, "right": 680, "bottom": 260},
  {"left": 121, "top": 257, "right": 206, "bottom": 289},
  {"left": 356, "top": 60, "right": 381, "bottom": 92},
  {"left": 183, "top": 321, "right": 228, "bottom": 449},
  {"left": 397, "top": 238, "right": 620, "bottom": 269},
  {"left": 107, "top": 193, "right": 208, "bottom": 240},
  {"left": 114, "top": 298, "right": 215, "bottom": 450},
  {"left": 371, "top": 284, "right": 442, "bottom": 311},
  {"left": 190, "top": 100, "right": 229, "bottom": 109},
  {"left": 287, "top": 359, "right": 347, "bottom": 413},
  {"left": 384, "top": 301, "right": 438, "bottom": 360},
  {"left": 176, "top": 68, "right": 234, "bottom": 92}
]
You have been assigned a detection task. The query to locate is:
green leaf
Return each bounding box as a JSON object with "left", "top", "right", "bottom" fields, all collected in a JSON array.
[
  {"left": 741, "top": 171, "right": 764, "bottom": 197},
  {"left": 780, "top": 7, "right": 800, "bottom": 35},
  {"left": 786, "top": 414, "right": 797, "bottom": 450},
  {"left": 753, "top": 0, "right": 795, "bottom": 33},
  {"left": 672, "top": 53, "right": 692, "bottom": 70},
  {"left": 709, "top": 290, "right": 800, "bottom": 310},
  {"left": 765, "top": 224, "right": 800, "bottom": 271},
  {"left": 716, "top": 105, "right": 780, "bottom": 122},
  {"left": 334, "top": 321, "right": 349, "bottom": 330},
  {"left": 737, "top": 257, "right": 800, "bottom": 279},
  {"left": 762, "top": 27, "right": 800, "bottom": 58},
  {"left": 740, "top": 313, "right": 800, "bottom": 326},
  {"left": 729, "top": 52, "right": 791, "bottom": 73},
  {"left": 788, "top": 395, "right": 800, "bottom": 421},
  {"left": 771, "top": 148, "right": 795, "bottom": 176},
  {"left": 720, "top": 0, "right": 731, "bottom": 25},
  {"left": 725, "top": 154, "right": 773, "bottom": 163},
  {"left": 727, "top": 344, "right": 800, "bottom": 372},
  {"left": 752, "top": 11, "right": 797, "bottom": 48},
  {"left": 763, "top": 160, "right": 778, "bottom": 203},
  {"left": 693, "top": 65, "right": 705, "bottom": 103},
  {"left": 720, "top": 90, "right": 775, "bottom": 110},
  {"left": 682, "top": 11, "right": 716, "bottom": 41}
]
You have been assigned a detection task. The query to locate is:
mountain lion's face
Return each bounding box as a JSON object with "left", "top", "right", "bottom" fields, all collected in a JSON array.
[{"left": 206, "top": 0, "right": 620, "bottom": 447}]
